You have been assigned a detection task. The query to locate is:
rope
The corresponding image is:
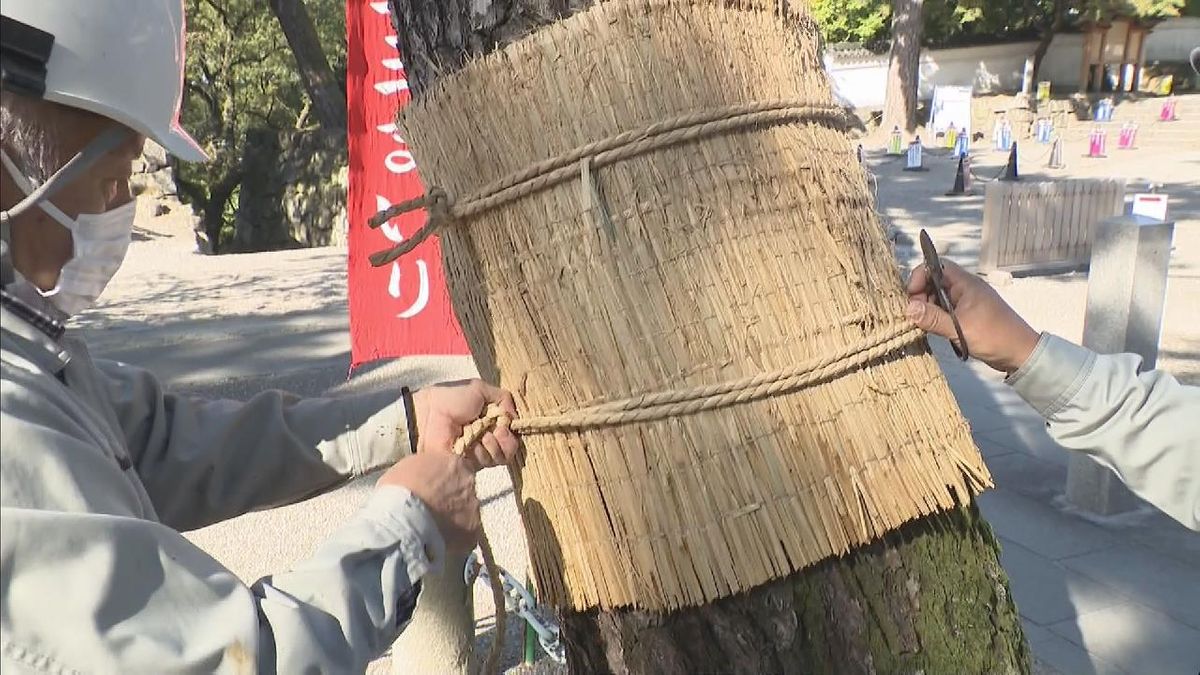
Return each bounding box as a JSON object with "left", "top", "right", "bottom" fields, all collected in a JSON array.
[
  {"left": 367, "top": 100, "right": 850, "bottom": 266},
  {"left": 456, "top": 322, "right": 921, "bottom": 453},
  {"left": 457, "top": 321, "right": 921, "bottom": 671}
]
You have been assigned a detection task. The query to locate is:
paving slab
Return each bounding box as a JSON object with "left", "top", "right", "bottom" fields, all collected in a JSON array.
[
  {"left": 1048, "top": 604, "right": 1200, "bottom": 675},
  {"left": 985, "top": 452, "right": 1069, "bottom": 502},
  {"left": 978, "top": 488, "right": 1118, "bottom": 561},
  {"left": 1059, "top": 543, "right": 1200, "bottom": 631},
  {"left": 1028, "top": 629, "right": 1125, "bottom": 675},
  {"left": 976, "top": 423, "right": 1074, "bottom": 467},
  {"left": 997, "top": 538, "right": 1129, "bottom": 626}
]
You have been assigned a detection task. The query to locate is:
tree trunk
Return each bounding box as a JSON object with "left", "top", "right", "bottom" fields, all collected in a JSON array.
[
  {"left": 880, "top": 0, "right": 924, "bottom": 134},
  {"left": 386, "top": 2, "right": 1029, "bottom": 673},
  {"left": 268, "top": 0, "right": 347, "bottom": 133},
  {"left": 1030, "top": 0, "right": 1066, "bottom": 87}
]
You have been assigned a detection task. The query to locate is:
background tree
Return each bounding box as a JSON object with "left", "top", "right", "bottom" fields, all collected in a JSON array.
[
  {"left": 880, "top": 0, "right": 925, "bottom": 133},
  {"left": 387, "top": 1, "right": 1028, "bottom": 672},
  {"left": 811, "top": 0, "right": 1183, "bottom": 133},
  {"left": 177, "top": 0, "right": 346, "bottom": 253},
  {"left": 808, "top": 0, "right": 893, "bottom": 47},
  {"left": 267, "top": 0, "right": 348, "bottom": 134}
]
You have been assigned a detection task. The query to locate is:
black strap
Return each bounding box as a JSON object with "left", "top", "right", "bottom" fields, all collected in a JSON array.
[
  {"left": 0, "top": 286, "right": 65, "bottom": 341},
  {"left": 400, "top": 386, "right": 420, "bottom": 455}
]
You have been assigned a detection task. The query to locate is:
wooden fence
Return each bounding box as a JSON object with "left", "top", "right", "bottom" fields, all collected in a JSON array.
[{"left": 979, "top": 179, "right": 1126, "bottom": 274}]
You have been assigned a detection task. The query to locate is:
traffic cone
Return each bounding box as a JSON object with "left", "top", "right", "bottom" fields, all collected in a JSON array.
[
  {"left": 945, "top": 154, "right": 973, "bottom": 196},
  {"left": 1048, "top": 136, "right": 1065, "bottom": 169},
  {"left": 1000, "top": 141, "right": 1020, "bottom": 181}
]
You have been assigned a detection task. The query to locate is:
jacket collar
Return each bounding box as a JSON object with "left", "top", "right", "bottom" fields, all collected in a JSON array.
[{"left": 1, "top": 254, "right": 71, "bottom": 374}]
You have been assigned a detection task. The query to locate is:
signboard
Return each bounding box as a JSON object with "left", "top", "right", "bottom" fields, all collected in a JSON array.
[
  {"left": 345, "top": 0, "right": 470, "bottom": 368},
  {"left": 929, "top": 85, "right": 973, "bottom": 143},
  {"left": 1131, "top": 193, "right": 1168, "bottom": 221}
]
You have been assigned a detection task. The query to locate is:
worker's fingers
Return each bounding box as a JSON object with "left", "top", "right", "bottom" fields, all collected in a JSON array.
[
  {"left": 906, "top": 264, "right": 929, "bottom": 295},
  {"left": 493, "top": 417, "right": 521, "bottom": 462},
  {"left": 477, "top": 382, "right": 518, "bottom": 420},
  {"left": 481, "top": 432, "right": 505, "bottom": 465},
  {"left": 906, "top": 298, "right": 959, "bottom": 343},
  {"left": 937, "top": 258, "right": 973, "bottom": 297}
]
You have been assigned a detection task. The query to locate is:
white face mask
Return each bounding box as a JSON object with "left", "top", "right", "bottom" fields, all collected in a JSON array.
[{"left": 1, "top": 150, "right": 136, "bottom": 318}]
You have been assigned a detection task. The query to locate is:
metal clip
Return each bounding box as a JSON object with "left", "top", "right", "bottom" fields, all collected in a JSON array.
[{"left": 464, "top": 552, "right": 567, "bottom": 664}]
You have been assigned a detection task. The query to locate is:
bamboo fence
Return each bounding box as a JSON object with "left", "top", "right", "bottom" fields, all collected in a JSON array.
[{"left": 980, "top": 179, "right": 1126, "bottom": 274}]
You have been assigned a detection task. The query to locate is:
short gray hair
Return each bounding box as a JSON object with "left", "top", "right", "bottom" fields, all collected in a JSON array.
[{"left": 0, "top": 91, "right": 60, "bottom": 184}]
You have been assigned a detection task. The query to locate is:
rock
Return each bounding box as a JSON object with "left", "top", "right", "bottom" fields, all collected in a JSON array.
[
  {"left": 233, "top": 128, "right": 348, "bottom": 251},
  {"left": 141, "top": 140, "right": 170, "bottom": 173},
  {"left": 130, "top": 168, "right": 176, "bottom": 198},
  {"left": 154, "top": 202, "right": 172, "bottom": 217}
]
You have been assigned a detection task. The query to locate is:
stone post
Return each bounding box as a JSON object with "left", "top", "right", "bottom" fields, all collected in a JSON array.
[{"left": 1066, "top": 214, "right": 1175, "bottom": 515}]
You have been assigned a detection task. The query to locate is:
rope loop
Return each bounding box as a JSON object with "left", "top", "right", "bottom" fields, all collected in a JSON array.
[{"left": 368, "top": 187, "right": 458, "bottom": 267}]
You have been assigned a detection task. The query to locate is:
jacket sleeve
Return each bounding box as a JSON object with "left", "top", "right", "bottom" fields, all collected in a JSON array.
[
  {"left": 95, "top": 358, "right": 410, "bottom": 531},
  {"left": 1, "top": 486, "right": 442, "bottom": 674},
  {"left": 1007, "top": 333, "right": 1200, "bottom": 530}
]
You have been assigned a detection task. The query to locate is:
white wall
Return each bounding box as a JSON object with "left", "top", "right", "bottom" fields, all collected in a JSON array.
[
  {"left": 1144, "top": 17, "right": 1200, "bottom": 64},
  {"left": 825, "top": 17, "right": 1199, "bottom": 111}
]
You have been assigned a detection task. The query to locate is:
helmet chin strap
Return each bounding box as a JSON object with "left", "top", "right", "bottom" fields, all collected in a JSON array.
[{"left": 0, "top": 125, "right": 132, "bottom": 226}]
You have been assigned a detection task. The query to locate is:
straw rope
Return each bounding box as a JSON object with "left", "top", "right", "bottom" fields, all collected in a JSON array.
[
  {"left": 455, "top": 320, "right": 923, "bottom": 671},
  {"left": 455, "top": 322, "right": 923, "bottom": 453},
  {"left": 366, "top": 100, "right": 849, "bottom": 266}
]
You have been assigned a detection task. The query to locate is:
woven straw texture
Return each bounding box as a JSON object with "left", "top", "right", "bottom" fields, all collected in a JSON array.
[{"left": 396, "top": 0, "right": 991, "bottom": 612}]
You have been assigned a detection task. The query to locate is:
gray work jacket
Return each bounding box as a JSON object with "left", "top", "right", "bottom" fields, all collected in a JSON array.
[
  {"left": 1008, "top": 333, "right": 1200, "bottom": 531},
  {"left": 1, "top": 295, "right": 441, "bottom": 674}
]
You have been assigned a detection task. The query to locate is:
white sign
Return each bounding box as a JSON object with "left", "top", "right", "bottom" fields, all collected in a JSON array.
[
  {"left": 1131, "top": 193, "right": 1168, "bottom": 221},
  {"left": 929, "top": 85, "right": 973, "bottom": 142}
]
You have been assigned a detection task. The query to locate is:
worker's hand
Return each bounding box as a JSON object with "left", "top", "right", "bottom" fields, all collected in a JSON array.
[
  {"left": 413, "top": 380, "right": 521, "bottom": 471},
  {"left": 377, "top": 452, "right": 480, "bottom": 556},
  {"left": 906, "top": 259, "right": 1040, "bottom": 374}
]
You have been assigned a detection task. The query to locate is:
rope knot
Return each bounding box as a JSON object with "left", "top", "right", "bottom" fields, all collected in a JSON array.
[
  {"left": 426, "top": 186, "right": 455, "bottom": 220},
  {"left": 367, "top": 186, "right": 457, "bottom": 267},
  {"left": 452, "top": 404, "right": 512, "bottom": 457}
]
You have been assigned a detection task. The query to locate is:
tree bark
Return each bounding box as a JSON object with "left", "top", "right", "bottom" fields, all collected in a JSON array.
[
  {"left": 386, "top": 2, "right": 1029, "bottom": 672},
  {"left": 267, "top": 0, "right": 347, "bottom": 133},
  {"left": 880, "top": 0, "right": 924, "bottom": 134},
  {"left": 1030, "top": 0, "right": 1066, "bottom": 87}
]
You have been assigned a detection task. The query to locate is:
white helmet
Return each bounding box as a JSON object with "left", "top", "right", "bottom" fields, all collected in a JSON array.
[{"left": 1, "top": 0, "right": 208, "bottom": 163}]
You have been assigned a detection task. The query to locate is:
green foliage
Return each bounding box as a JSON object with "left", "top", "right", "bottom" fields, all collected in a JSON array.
[
  {"left": 810, "top": 0, "right": 893, "bottom": 47},
  {"left": 1088, "top": 0, "right": 1186, "bottom": 19},
  {"left": 811, "top": 0, "right": 1186, "bottom": 51},
  {"left": 177, "top": 0, "right": 346, "bottom": 249}
]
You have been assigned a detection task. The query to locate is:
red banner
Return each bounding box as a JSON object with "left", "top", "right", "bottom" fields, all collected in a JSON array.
[{"left": 345, "top": 0, "right": 469, "bottom": 368}]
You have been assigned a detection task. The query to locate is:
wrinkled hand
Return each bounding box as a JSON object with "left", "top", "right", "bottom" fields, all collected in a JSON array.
[
  {"left": 413, "top": 380, "right": 521, "bottom": 471},
  {"left": 906, "top": 259, "right": 1040, "bottom": 374},
  {"left": 377, "top": 452, "right": 480, "bottom": 556}
]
